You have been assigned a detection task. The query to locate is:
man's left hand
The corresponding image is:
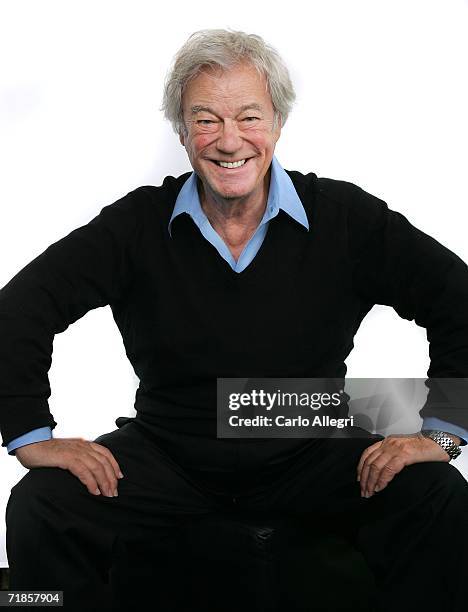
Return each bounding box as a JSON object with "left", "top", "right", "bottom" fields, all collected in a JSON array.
[{"left": 356, "top": 432, "right": 459, "bottom": 498}]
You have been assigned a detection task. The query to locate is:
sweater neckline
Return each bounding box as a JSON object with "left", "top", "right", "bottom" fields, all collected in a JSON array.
[
  {"left": 170, "top": 169, "right": 316, "bottom": 282},
  {"left": 208, "top": 209, "right": 284, "bottom": 281}
]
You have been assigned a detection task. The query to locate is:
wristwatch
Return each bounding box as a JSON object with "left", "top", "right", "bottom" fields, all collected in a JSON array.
[{"left": 421, "top": 430, "right": 462, "bottom": 461}]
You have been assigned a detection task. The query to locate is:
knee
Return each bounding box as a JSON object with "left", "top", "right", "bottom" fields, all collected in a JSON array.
[
  {"left": 6, "top": 467, "right": 78, "bottom": 528},
  {"left": 400, "top": 461, "right": 468, "bottom": 502}
]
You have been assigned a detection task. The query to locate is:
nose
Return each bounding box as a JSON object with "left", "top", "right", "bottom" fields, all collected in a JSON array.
[{"left": 216, "top": 118, "right": 242, "bottom": 154}]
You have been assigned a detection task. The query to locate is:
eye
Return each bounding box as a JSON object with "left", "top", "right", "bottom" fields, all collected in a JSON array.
[
  {"left": 197, "top": 119, "right": 216, "bottom": 125},
  {"left": 242, "top": 116, "right": 260, "bottom": 122}
]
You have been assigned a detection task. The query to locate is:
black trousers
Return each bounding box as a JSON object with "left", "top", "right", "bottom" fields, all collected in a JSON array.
[{"left": 5, "top": 422, "right": 468, "bottom": 611}]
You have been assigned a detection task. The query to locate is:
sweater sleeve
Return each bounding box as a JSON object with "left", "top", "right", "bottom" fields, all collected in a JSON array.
[
  {"left": 349, "top": 184, "right": 468, "bottom": 430},
  {"left": 0, "top": 187, "right": 145, "bottom": 448}
]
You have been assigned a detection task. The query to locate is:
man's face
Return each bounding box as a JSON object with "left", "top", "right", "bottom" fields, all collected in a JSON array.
[{"left": 179, "top": 61, "right": 282, "bottom": 204}]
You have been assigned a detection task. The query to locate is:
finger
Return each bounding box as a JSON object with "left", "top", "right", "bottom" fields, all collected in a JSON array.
[
  {"left": 77, "top": 451, "right": 118, "bottom": 497},
  {"left": 359, "top": 448, "right": 384, "bottom": 496},
  {"left": 365, "top": 454, "right": 395, "bottom": 495},
  {"left": 91, "top": 443, "right": 124, "bottom": 479},
  {"left": 364, "top": 454, "right": 405, "bottom": 497},
  {"left": 374, "top": 466, "right": 403, "bottom": 493},
  {"left": 357, "top": 441, "right": 383, "bottom": 481},
  {"left": 69, "top": 459, "right": 102, "bottom": 496},
  {"left": 85, "top": 452, "right": 120, "bottom": 496},
  {"left": 362, "top": 463, "right": 382, "bottom": 497}
]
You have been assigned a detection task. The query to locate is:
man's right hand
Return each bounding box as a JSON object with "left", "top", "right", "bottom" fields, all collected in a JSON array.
[{"left": 14, "top": 438, "right": 124, "bottom": 497}]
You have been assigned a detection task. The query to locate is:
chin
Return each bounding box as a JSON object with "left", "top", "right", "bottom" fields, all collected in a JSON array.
[
  {"left": 213, "top": 185, "right": 254, "bottom": 201},
  {"left": 217, "top": 191, "right": 250, "bottom": 201},
  {"left": 210, "top": 176, "right": 259, "bottom": 198}
]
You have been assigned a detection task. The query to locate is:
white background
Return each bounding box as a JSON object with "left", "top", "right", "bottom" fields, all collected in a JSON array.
[{"left": 1, "top": 0, "right": 468, "bottom": 567}]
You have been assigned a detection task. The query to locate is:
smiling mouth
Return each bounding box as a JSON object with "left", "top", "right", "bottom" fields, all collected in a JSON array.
[{"left": 210, "top": 158, "right": 252, "bottom": 169}]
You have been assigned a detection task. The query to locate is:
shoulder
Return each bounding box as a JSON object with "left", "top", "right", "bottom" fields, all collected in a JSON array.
[
  {"left": 97, "top": 172, "right": 192, "bottom": 228},
  {"left": 108, "top": 172, "right": 191, "bottom": 215},
  {"left": 136, "top": 172, "right": 192, "bottom": 208},
  {"left": 286, "top": 168, "right": 390, "bottom": 230}
]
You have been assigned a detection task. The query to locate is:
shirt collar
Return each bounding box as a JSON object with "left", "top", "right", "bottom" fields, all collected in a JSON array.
[{"left": 168, "top": 155, "right": 309, "bottom": 237}]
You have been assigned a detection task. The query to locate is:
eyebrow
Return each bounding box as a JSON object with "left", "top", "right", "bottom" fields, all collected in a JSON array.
[{"left": 190, "top": 103, "right": 263, "bottom": 115}]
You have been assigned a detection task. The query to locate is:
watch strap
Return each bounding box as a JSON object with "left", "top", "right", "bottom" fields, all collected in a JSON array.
[{"left": 421, "top": 430, "right": 462, "bottom": 461}]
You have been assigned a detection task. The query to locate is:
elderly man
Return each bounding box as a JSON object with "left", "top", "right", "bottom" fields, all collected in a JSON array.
[{"left": 1, "top": 29, "right": 468, "bottom": 612}]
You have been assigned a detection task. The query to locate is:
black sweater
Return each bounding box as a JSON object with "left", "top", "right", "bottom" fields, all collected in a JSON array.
[{"left": 1, "top": 170, "right": 468, "bottom": 469}]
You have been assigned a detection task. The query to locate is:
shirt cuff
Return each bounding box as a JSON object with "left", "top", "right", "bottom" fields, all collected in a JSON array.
[
  {"left": 7, "top": 427, "right": 53, "bottom": 455},
  {"left": 422, "top": 418, "right": 468, "bottom": 446}
]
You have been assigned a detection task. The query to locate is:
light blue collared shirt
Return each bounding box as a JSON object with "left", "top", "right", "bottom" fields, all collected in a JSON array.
[
  {"left": 6, "top": 156, "right": 467, "bottom": 453},
  {"left": 168, "top": 155, "right": 309, "bottom": 272}
]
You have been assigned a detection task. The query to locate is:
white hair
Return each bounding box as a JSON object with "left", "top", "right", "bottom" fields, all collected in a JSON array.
[{"left": 161, "top": 28, "right": 296, "bottom": 136}]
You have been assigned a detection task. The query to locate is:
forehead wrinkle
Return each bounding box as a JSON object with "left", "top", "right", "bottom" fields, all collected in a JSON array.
[{"left": 190, "top": 103, "right": 264, "bottom": 115}]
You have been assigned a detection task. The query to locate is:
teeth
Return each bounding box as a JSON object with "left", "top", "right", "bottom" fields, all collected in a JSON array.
[{"left": 217, "top": 159, "right": 246, "bottom": 168}]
